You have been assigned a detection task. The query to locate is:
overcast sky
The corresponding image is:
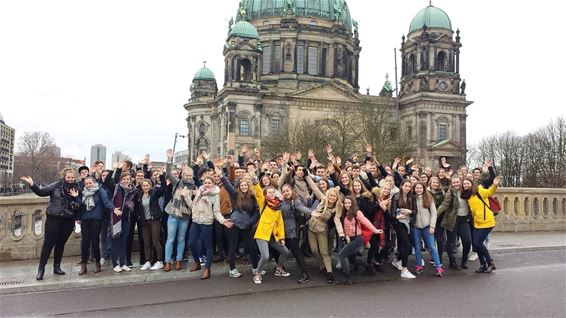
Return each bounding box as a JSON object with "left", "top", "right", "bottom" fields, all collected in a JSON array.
[{"left": 1, "top": 0, "right": 564, "bottom": 165}]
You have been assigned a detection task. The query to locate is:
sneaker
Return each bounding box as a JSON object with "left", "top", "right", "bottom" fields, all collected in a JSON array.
[
  {"left": 199, "top": 256, "right": 206, "bottom": 266},
  {"left": 297, "top": 273, "right": 310, "bottom": 284},
  {"left": 100, "top": 258, "right": 106, "bottom": 266},
  {"left": 327, "top": 272, "right": 335, "bottom": 284},
  {"left": 140, "top": 261, "right": 151, "bottom": 271},
  {"left": 415, "top": 265, "right": 424, "bottom": 274},
  {"left": 113, "top": 265, "right": 122, "bottom": 273},
  {"left": 121, "top": 265, "right": 132, "bottom": 272},
  {"left": 274, "top": 268, "right": 291, "bottom": 277},
  {"left": 475, "top": 265, "right": 487, "bottom": 273},
  {"left": 484, "top": 262, "right": 496, "bottom": 273},
  {"left": 421, "top": 259, "right": 425, "bottom": 266},
  {"left": 401, "top": 269, "right": 416, "bottom": 279},
  {"left": 336, "top": 262, "right": 342, "bottom": 269},
  {"left": 253, "top": 274, "right": 262, "bottom": 284},
  {"left": 151, "top": 261, "right": 164, "bottom": 270},
  {"left": 392, "top": 259, "right": 403, "bottom": 271},
  {"left": 468, "top": 252, "right": 478, "bottom": 261},
  {"left": 229, "top": 268, "right": 242, "bottom": 278},
  {"left": 429, "top": 260, "right": 435, "bottom": 265},
  {"left": 435, "top": 267, "right": 445, "bottom": 277},
  {"left": 252, "top": 268, "right": 266, "bottom": 276},
  {"left": 485, "top": 241, "right": 491, "bottom": 249}
]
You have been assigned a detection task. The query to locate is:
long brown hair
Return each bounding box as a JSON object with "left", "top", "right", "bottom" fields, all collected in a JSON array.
[
  {"left": 236, "top": 181, "right": 255, "bottom": 212},
  {"left": 352, "top": 179, "right": 373, "bottom": 200},
  {"left": 343, "top": 195, "right": 359, "bottom": 220},
  {"left": 398, "top": 180, "right": 413, "bottom": 209},
  {"left": 413, "top": 181, "right": 432, "bottom": 209},
  {"left": 460, "top": 177, "right": 476, "bottom": 200}
]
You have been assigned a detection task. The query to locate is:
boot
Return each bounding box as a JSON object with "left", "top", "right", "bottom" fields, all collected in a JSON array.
[
  {"left": 448, "top": 257, "right": 461, "bottom": 270},
  {"left": 163, "top": 262, "right": 171, "bottom": 272},
  {"left": 327, "top": 272, "right": 335, "bottom": 284},
  {"left": 175, "top": 261, "right": 182, "bottom": 271},
  {"left": 79, "top": 263, "right": 87, "bottom": 275},
  {"left": 94, "top": 261, "right": 102, "bottom": 273},
  {"left": 36, "top": 267, "right": 45, "bottom": 281},
  {"left": 201, "top": 267, "right": 210, "bottom": 279},
  {"left": 190, "top": 262, "right": 201, "bottom": 272},
  {"left": 53, "top": 264, "right": 66, "bottom": 275}
]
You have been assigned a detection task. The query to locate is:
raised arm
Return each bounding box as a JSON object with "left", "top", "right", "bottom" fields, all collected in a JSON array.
[{"left": 305, "top": 174, "right": 325, "bottom": 201}]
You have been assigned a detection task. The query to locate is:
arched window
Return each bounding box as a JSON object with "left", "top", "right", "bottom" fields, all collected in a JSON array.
[
  {"left": 239, "top": 119, "right": 250, "bottom": 136},
  {"left": 240, "top": 58, "right": 253, "bottom": 82},
  {"left": 437, "top": 51, "right": 447, "bottom": 71}
]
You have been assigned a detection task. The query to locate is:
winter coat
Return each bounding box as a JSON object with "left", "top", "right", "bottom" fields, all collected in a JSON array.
[
  {"left": 79, "top": 188, "right": 114, "bottom": 221},
  {"left": 253, "top": 183, "right": 285, "bottom": 242},
  {"left": 30, "top": 180, "right": 81, "bottom": 219},
  {"left": 468, "top": 184, "right": 498, "bottom": 229}
]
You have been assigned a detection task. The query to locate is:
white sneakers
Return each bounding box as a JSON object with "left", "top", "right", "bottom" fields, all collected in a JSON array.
[
  {"left": 274, "top": 268, "right": 291, "bottom": 277},
  {"left": 151, "top": 261, "right": 164, "bottom": 270},
  {"left": 252, "top": 268, "right": 266, "bottom": 276},
  {"left": 113, "top": 265, "right": 122, "bottom": 273},
  {"left": 229, "top": 268, "right": 242, "bottom": 278},
  {"left": 100, "top": 258, "right": 106, "bottom": 266},
  {"left": 121, "top": 265, "right": 132, "bottom": 272},
  {"left": 468, "top": 252, "right": 478, "bottom": 261},
  {"left": 392, "top": 259, "right": 403, "bottom": 271},
  {"left": 140, "top": 262, "right": 151, "bottom": 271},
  {"left": 336, "top": 263, "right": 342, "bottom": 269},
  {"left": 253, "top": 274, "right": 262, "bottom": 284},
  {"left": 401, "top": 269, "right": 416, "bottom": 279}
]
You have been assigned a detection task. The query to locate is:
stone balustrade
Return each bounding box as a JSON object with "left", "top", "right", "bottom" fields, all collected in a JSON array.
[{"left": 1, "top": 188, "right": 565, "bottom": 261}]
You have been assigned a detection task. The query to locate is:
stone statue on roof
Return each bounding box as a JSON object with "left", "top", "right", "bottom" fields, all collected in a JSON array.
[
  {"left": 238, "top": 1, "right": 247, "bottom": 20},
  {"left": 352, "top": 19, "right": 358, "bottom": 36},
  {"left": 228, "top": 17, "right": 234, "bottom": 35},
  {"left": 285, "top": 0, "right": 295, "bottom": 16},
  {"left": 333, "top": 0, "right": 343, "bottom": 22}
]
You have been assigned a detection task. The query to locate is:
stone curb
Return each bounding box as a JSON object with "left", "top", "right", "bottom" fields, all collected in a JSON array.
[{"left": 1, "top": 245, "right": 564, "bottom": 296}]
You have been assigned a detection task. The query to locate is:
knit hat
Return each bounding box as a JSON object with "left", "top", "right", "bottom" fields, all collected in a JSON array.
[{"left": 78, "top": 166, "right": 90, "bottom": 174}]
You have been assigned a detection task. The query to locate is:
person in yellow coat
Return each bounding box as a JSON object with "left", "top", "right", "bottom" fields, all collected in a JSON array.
[
  {"left": 252, "top": 182, "right": 290, "bottom": 284},
  {"left": 461, "top": 176, "right": 500, "bottom": 273}
]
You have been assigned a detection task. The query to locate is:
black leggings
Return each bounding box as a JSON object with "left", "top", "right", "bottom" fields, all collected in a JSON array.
[
  {"left": 393, "top": 223, "right": 411, "bottom": 268},
  {"left": 227, "top": 227, "right": 258, "bottom": 270},
  {"left": 81, "top": 219, "right": 101, "bottom": 263},
  {"left": 39, "top": 216, "right": 75, "bottom": 269},
  {"left": 285, "top": 237, "right": 309, "bottom": 275},
  {"left": 367, "top": 234, "right": 389, "bottom": 264}
]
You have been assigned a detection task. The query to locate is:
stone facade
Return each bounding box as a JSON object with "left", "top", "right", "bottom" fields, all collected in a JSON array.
[
  {"left": 184, "top": 2, "right": 471, "bottom": 169},
  {"left": 0, "top": 113, "right": 15, "bottom": 190}
]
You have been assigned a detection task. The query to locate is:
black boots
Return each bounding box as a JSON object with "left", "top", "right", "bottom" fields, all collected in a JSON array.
[
  {"left": 53, "top": 264, "right": 66, "bottom": 275},
  {"left": 36, "top": 268, "right": 45, "bottom": 281},
  {"left": 327, "top": 272, "right": 335, "bottom": 284},
  {"left": 449, "top": 257, "right": 461, "bottom": 270}
]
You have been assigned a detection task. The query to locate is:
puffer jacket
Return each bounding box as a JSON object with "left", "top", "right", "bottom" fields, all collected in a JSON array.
[
  {"left": 189, "top": 186, "right": 227, "bottom": 225},
  {"left": 31, "top": 180, "right": 81, "bottom": 219}
]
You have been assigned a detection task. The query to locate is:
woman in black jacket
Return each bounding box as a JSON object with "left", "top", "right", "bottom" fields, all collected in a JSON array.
[
  {"left": 21, "top": 168, "right": 81, "bottom": 281},
  {"left": 78, "top": 176, "right": 117, "bottom": 275},
  {"left": 390, "top": 180, "right": 417, "bottom": 279},
  {"left": 217, "top": 168, "right": 259, "bottom": 278},
  {"left": 136, "top": 173, "right": 167, "bottom": 271}
]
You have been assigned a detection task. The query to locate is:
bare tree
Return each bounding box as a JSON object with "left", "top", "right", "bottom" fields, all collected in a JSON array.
[
  {"left": 14, "top": 132, "right": 60, "bottom": 185},
  {"left": 321, "top": 105, "right": 363, "bottom": 160}
]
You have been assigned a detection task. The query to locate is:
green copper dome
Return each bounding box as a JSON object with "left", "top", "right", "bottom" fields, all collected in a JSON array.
[
  {"left": 229, "top": 20, "right": 260, "bottom": 39},
  {"left": 237, "top": 0, "right": 352, "bottom": 31},
  {"left": 409, "top": 5, "right": 452, "bottom": 33},
  {"left": 193, "top": 66, "right": 216, "bottom": 81}
]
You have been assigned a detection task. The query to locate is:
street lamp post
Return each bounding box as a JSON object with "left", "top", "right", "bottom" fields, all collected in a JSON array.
[{"left": 172, "top": 132, "right": 186, "bottom": 164}]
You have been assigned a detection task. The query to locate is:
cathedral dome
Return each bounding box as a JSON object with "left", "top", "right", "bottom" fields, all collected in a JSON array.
[
  {"left": 193, "top": 66, "right": 216, "bottom": 81},
  {"left": 238, "top": 0, "right": 352, "bottom": 31},
  {"left": 409, "top": 5, "right": 452, "bottom": 34},
  {"left": 229, "top": 20, "right": 260, "bottom": 39}
]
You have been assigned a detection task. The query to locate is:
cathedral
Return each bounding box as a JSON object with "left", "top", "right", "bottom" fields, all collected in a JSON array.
[{"left": 184, "top": 0, "right": 471, "bottom": 168}]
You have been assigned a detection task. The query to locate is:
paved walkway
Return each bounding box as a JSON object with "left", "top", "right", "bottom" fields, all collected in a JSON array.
[{"left": 0, "top": 231, "right": 564, "bottom": 295}]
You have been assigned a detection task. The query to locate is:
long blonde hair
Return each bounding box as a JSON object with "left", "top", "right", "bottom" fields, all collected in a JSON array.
[{"left": 321, "top": 187, "right": 343, "bottom": 217}]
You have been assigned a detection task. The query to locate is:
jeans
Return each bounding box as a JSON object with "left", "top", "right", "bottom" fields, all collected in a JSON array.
[
  {"left": 339, "top": 236, "right": 364, "bottom": 276},
  {"left": 446, "top": 216, "right": 472, "bottom": 264},
  {"left": 81, "top": 220, "right": 101, "bottom": 263},
  {"left": 472, "top": 227, "right": 493, "bottom": 266},
  {"left": 165, "top": 216, "right": 190, "bottom": 263},
  {"left": 100, "top": 217, "right": 110, "bottom": 259},
  {"left": 393, "top": 222, "right": 411, "bottom": 268},
  {"left": 39, "top": 216, "right": 75, "bottom": 269},
  {"left": 189, "top": 223, "right": 213, "bottom": 268},
  {"left": 111, "top": 218, "right": 131, "bottom": 267},
  {"left": 256, "top": 237, "right": 290, "bottom": 273},
  {"left": 142, "top": 219, "right": 163, "bottom": 262},
  {"left": 227, "top": 227, "right": 258, "bottom": 270},
  {"left": 308, "top": 229, "right": 332, "bottom": 273},
  {"left": 413, "top": 226, "right": 442, "bottom": 268}
]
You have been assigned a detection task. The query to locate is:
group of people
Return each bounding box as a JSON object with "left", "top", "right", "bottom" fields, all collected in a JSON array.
[{"left": 21, "top": 143, "right": 500, "bottom": 285}]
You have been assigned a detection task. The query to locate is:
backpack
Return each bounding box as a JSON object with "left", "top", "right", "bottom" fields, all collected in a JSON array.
[{"left": 476, "top": 194, "right": 501, "bottom": 219}]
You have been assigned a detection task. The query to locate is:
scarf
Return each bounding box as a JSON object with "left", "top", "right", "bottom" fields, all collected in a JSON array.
[
  {"left": 61, "top": 181, "right": 80, "bottom": 211},
  {"left": 166, "top": 179, "right": 195, "bottom": 217},
  {"left": 82, "top": 184, "right": 100, "bottom": 211},
  {"left": 110, "top": 183, "right": 135, "bottom": 238},
  {"left": 265, "top": 196, "right": 281, "bottom": 211}
]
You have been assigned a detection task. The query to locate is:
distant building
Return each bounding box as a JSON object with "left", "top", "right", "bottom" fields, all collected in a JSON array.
[
  {"left": 173, "top": 149, "right": 189, "bottom": 166},
  {"left": 111, "top": 151, "right": 131, "bottom": 165},
  {"left": 90, "top": 144, "right": 106, "bottom": 167},
  {"left": 58, "top": 157, "right": 85, "bottom": 173},
  {"left": 0, "top": 113, "right": 15, "bottom": 190}
]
